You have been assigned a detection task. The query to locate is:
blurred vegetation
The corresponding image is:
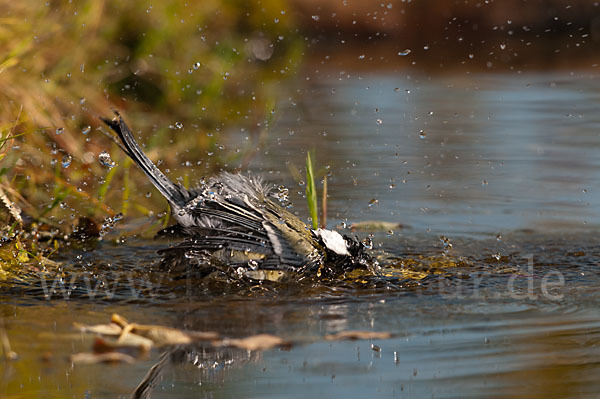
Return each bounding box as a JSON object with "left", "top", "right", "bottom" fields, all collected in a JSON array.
[{"left": 0, "top": 0, "right": 302, "bottom": 269}]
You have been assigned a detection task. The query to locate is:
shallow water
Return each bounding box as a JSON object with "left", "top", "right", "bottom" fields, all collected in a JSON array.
[{"left": 3, "top": 52, "right": 600, "bottom": 398}]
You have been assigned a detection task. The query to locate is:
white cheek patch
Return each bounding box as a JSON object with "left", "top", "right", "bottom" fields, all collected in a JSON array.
[{"left": 316, "top": 229, "right": 350, "bottom": 256}]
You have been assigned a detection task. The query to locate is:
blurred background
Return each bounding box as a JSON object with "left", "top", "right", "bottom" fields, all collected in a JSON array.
[{"left": 1, "top": 0, "right": 599, "bottom": 238}]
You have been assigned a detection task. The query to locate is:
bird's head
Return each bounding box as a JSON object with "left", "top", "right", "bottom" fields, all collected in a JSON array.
[{"left": 313, "top": 228, "right": 372, "bottom": 270}]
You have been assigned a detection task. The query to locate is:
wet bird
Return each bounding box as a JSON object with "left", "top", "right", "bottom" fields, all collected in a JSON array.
[{"left": 101, "top": 112, "right": 372, "bottom": 278}]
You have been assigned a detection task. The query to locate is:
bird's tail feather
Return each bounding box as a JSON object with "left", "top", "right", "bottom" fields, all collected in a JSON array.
[{"left": 101, "top": 111, "right": 189, "bottom": 207}]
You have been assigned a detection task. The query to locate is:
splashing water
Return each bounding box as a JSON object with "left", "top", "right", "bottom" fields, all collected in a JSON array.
[
  {"left": 61, "top": 154, "right": 72, "bottom": 168},
  {"left": 98, "top": 151, "right": 116, "bottom": 168}
]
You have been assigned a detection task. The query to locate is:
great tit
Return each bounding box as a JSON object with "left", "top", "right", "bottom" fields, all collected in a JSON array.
[{"left": 102, "top": 112, "right": 372, "bottom": 278}]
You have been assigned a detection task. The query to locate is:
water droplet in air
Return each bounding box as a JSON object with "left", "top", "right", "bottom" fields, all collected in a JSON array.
[
  {"left": 275, "top": 185, "right": 290, "bottom": 205},
  {"left": 175, "top": 121, "right": 183, "bottom": 129},
  {"left": 482, "top": 180, "right": 488, "bottom": 186},
  {"left": 61, "top": 154, "right": 72, "bottom": 168},
  {"left": 368, "top": 198, "right": 379, "bottom": 207},
  {"left": 376, "top": 119, "right": 383, "bottom": 125},
  {"left": 55, "top": 127, "right": 64, "bottom": 135},
  {"left": 419, "top": 130, "right": 426, "bottom": 139},
  {"left": 398, "top": 49, "right": 411, "bottom": 56},
  {"left": 146, "top": 192, "right": 152, "bottom": 198},
  {"left": 193, "top": 62, "right": 201, "bottom": 70},
  {"left": 81, "top": 125, "right": 91, "bottom": 135},
  {"left": 98, "top": 151, "right": 116, "bottom": 168},
  {"left": 311, "top": 15, "right": 320, "bottom": 21},
  {"left": 500, "top": 43, "right": 506, "bottom": 50},
  {"left": 440, "top": 235, "right": 453, "bottom": 250}
]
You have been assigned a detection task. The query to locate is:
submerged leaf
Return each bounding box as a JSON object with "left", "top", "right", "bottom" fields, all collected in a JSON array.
[
  {"left": 219, "top": 334, "right": 291, "bottom": 351},
  {"left": 93, "top": 335, "right": 153, "bottom": 355},
  {"left": 73, "top": 322, "right": 123, "bottom": 336},
  {"left": 324, "top": 331, "right": 393, "bottom": 341},
  {"left": 70, "top": 351, "right": 136, "bottom": 365},
  {"left": 109, "top": 313, "right": 218, "bottom": 346},
  {"left": 349, "top": 221, "right": 404, "bottom": 232}
]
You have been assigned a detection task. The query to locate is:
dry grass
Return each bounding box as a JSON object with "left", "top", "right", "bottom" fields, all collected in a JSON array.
[{"left": 0, "top": 0, "right": 301, "bottom": 268}]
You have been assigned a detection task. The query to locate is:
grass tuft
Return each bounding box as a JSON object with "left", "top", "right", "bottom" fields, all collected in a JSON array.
[{"left": 0, "top": 0, "right": 302, "bottom": 264}]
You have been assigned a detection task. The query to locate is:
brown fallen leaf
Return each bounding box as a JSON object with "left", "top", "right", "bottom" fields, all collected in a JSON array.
[
  {"left": 110, "top": 313, "right": 130, "bottom": 328},
  {"left": 324, "top": 331, "right": 393, "bottom": 341},
  {"left": 132, "top": 326, "right": 193, "bottom": 346},
  {"left": 110, "top": 313, "right": 218, "bottom": 346},
  {"left": 186, "top": 330, "right": 222, "bottom": 342},
  {"left": 218, "top": 334, "right": 291, "bottom": 351},
  {"left": 348, "top": 221, "right": 404, "bottom": 232},
  {"left": 73, "top": 322, "right": 123, "bottom": 336},
  {"left": 93, "top": 334, "right": 153, "bottom": 355},
  {"left": 70, "top": 351, "right": 136, "bottom": 365}
]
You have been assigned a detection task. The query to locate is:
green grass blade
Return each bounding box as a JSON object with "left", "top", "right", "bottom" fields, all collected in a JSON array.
[
  {"left": 321, "top": 175, "right": 327, "bottom": 229},
  {"left": 305, "top": 151, "right": 318, "bottom": 229},
  {"left": 121, "top": 159, "right": 131, "bottom": 216},
  {"left": 97, "top": 163, "right": 119, "bottom": 203},
  {"left": 39, "top": 187, "right": 68, "bottom": 218}
]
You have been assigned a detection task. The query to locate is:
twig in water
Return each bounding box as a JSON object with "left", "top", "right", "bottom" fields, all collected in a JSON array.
[
  {"left": 0, "top": 320, "right": 18, "bottom": 361},
  {"left": 320, "top": 175, "right": 327, "bottom": 229}
]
